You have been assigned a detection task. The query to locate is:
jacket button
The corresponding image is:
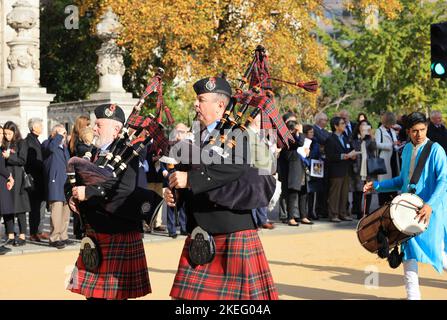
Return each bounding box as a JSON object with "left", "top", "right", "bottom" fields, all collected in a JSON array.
[{"left": 207, "top": 177, "right": 211, "bottom": 181}]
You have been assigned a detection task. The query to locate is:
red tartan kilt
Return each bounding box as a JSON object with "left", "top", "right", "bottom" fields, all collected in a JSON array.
[
  {"left": 170, "top": 229, "right": 278, "bottom": 300},
  {"left": 68, "top": 231, "right": 151, "bottom": 300}
]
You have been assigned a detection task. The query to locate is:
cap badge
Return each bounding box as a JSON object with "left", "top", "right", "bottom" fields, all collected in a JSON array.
[
  {"left": 105, "top": 104, "right": 116, "bottom": 117},
  {"left": 205, "top": 78, "right": 216, "bottom": 91}
]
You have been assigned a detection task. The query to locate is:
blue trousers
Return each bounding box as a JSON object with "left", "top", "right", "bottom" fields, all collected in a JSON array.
[
  {"left": 167, "top": 205, "right": 187, "bottom": 235},
  {"left": 252, "top": 207, "right": 268, "bottom": 227}
]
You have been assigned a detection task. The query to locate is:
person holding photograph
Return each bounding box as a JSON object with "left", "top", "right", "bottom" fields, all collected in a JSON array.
[{"left": 302, "top": 124, "right": 322, "bottom": 221}]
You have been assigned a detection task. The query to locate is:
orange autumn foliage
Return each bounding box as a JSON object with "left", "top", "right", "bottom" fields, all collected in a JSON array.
[{"left": 76, "top": 0, "right": 401, "bottom": 115}]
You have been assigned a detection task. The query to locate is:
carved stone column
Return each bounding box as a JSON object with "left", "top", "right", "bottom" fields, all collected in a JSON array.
[
  {"left": 0, "top": 0, "right": 54, "bottom": 136},
  {"left": 87, "top": 7, "right": 137, "bottom": 119},
  {"left": 95, "top": 8, "right": 125, "bottom": 93},
  {"left": 6, "top": 0, "right": 39, "bottom": 87}
]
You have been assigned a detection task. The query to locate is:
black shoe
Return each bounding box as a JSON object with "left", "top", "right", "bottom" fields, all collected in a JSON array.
[
  {"left": 49, "top": 241, "right": 66, "bottom": 249},
  {"left": 4, "top": 239, "right": 15, "bottom": 247},
  {"left": 13, "top": 238, "right": 26, "bottom": 246},
  {"left": 169, "top": 233, "right": 178, "bottom": 239},
  {"left": 180, "top": 231, "right": 188, "bottom": 236},
  {"left": 0, "top": 246, "right": 11, "bottom": 255}
]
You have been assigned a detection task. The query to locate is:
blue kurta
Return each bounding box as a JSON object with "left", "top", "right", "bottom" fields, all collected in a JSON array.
[{"left": 373, "top": 139, "right": 447, "bottom": 273}]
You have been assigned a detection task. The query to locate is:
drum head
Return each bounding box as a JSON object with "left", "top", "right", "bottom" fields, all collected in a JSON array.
[{"left": 390, "top": 193, "right": 427, "bottom": 236}]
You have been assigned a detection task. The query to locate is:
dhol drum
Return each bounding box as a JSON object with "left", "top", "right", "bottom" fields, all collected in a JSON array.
[{"left": 357, "top": 193, "right": 428, "bottom": 254}]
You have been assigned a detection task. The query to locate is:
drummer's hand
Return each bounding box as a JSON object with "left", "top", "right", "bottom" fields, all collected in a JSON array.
[
  {"left": 164, "top": 188, "right": 176, "bottom": 207},
  {"left": 416, "top": 204, "right": 432, "bottom": 225},
  {"left": 72, "top": 186, "right": 86, "bottom": 201},
  {"left": 169, "top": 171, "right": 189, "bottom": 189},
  {"left": 363, "top": 181, "right": 374, "bottom": 193}
]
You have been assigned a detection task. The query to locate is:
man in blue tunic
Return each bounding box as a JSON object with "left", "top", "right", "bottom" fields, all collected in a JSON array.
[{"left": 364, "top": 112, "right": 447, "bottom": 300}]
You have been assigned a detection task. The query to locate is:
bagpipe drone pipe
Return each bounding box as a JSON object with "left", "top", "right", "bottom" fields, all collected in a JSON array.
[{"left": 160, "top": 45, "right": 318, "bottom": 211}]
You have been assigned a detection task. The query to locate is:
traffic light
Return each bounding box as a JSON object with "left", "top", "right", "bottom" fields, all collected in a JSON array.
[{"left": 431, "top": 22, "right": 447, "bottom": 79}]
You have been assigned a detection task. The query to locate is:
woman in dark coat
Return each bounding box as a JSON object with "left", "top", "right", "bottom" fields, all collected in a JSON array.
[
  {"left": 2, "top": 121, "right": 30, "bottom": 246},
  {"left": 350, "top": 120, "right": 377, "bottom": 218},
  {"left": 0, "top": 126, "right": 13, "bottom": 254},
  {"left": 0, "top": 126, "right": 14, "bottom": 216}
]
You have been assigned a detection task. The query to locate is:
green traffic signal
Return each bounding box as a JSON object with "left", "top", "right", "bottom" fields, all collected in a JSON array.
[{"left": 431, "top": 62, "right": 446, "bottom": 76}]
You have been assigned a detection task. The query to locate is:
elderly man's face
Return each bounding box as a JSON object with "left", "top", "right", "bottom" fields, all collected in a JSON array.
[
  {"left": 317, "top": 115, "right": 328, "bottom": 127},
  {"left": 431, "top": 113, "right": 443, "bottom": 126},
  {"left": 92, "top": 118, "right": 121, "bottom": 148},
  {"left": 194, "top": 93, "right": 225, "bottom": 127},
  {"left": 340, "top": 111, "right": 350, "bottom": 123},
  {"left": 33, "top": 122, "right": 43, "bottom": 136}
]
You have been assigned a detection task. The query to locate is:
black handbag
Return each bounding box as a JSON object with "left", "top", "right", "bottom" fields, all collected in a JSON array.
[
  {"left": 367, "top": 157, "right": 387, "bottom": 176},
  {"left": 22, "top": 169, "right": 34, "bottom": 191}
]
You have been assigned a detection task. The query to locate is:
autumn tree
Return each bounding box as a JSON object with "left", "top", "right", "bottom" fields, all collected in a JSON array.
[{"left": 41, "top": 0, "right": 403, "bottom": 121}]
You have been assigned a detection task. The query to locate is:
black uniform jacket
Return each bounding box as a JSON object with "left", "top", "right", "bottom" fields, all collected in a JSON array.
[
  {"left": 80, "top": 152, "right": 142, "bottom": 234},
  {"left": 177, "top": 129, "right": 257, "bottom": 235}
]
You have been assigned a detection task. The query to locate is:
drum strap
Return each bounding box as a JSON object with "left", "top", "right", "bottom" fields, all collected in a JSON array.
[{"left": 409, "top": 141, "right": 434, "bottom": 190}]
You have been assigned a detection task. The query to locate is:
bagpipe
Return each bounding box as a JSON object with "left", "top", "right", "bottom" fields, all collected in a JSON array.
[
  {"left": 161, "top": 45, "right": 319, "bottom": 210},
  {"left": 207, "top": 45, "right": 318, "bottom": 155},
  {"left": 66, "top": 68, "right": 171, "bottom": 224}
]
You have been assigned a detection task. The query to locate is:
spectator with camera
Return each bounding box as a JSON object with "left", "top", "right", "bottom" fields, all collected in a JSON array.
[
  {"left": 42, "top": 124, "right": 71, "bottom": 249},
  {"left": 278, "top": 112, "right": 306, "bottom": 226}
]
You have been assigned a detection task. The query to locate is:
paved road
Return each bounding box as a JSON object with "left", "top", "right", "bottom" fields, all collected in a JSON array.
[{"left": 1, "top": 226, "right": 445, "bottom": 300}]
